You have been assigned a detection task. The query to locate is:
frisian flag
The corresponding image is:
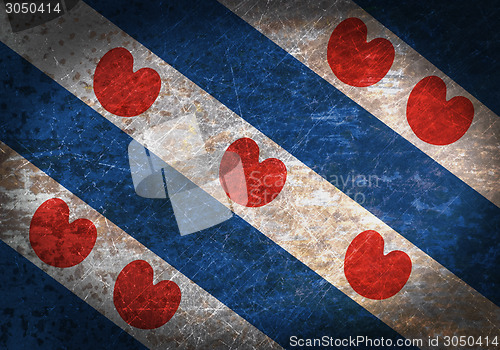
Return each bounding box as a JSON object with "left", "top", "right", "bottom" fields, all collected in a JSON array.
[{"left": 0, "top": 0, "right": 499, "bottom": 349}]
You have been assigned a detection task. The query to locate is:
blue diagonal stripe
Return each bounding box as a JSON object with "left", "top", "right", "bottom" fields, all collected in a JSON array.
[
  {"left": 83, "top": 0, "right": 500, "bottom": 305},
  {"left": 0, "top": 43, "right": 416, "bottom": 349}
]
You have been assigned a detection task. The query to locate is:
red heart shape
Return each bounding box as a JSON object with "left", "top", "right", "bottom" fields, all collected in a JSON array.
[
  {"left": 94, "top": 47, "right": 161, "bottom": 117},
  {"left": 219, "top": 138, "right": 287, "bottom": 207},
  {"left": 327, "top": 17, "right": 395, "bottom": 87},
  {"left": 113, "top": 260, "right": 181, "bottom": 329},
  {"left": 344, "top": 230, "right": 411, "bottom": 300},
  {"left": 407, "top": 76, "right": 474, "bottom": 145},
  {"left": 29, "top": 198, "right": 97, "bottom": 268}
]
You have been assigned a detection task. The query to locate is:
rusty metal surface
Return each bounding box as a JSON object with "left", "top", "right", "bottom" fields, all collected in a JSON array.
[
  {"left": 0, "top": 1, "right": 499, "bottom": 349},
  {"left": 0, "top": 141, "right": 282, "bottom": 349}
]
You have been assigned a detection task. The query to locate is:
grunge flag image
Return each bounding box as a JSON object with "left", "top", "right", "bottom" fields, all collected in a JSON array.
[{"left": 0, "top": 0, "right": 498, "bottom": 349}]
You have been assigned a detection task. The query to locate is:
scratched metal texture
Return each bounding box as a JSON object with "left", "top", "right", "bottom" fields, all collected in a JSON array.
[
  {"left": 82, "top": 0, "right": 500, "bottom": 306},
  {"left": 0, "top": 143, "right": 282, "bottom": 349},
  {"left": 0, "top": 3, "right": 416, "bottom": 349},
  {"left": 0, "top": 37, "right": 411, "bottom": 350},
  {"left": 2, "top": 2, "right": 498, "bottom": 347},
  {"left": 0, "top": 0, "right": 498, "bottom": 350}
]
